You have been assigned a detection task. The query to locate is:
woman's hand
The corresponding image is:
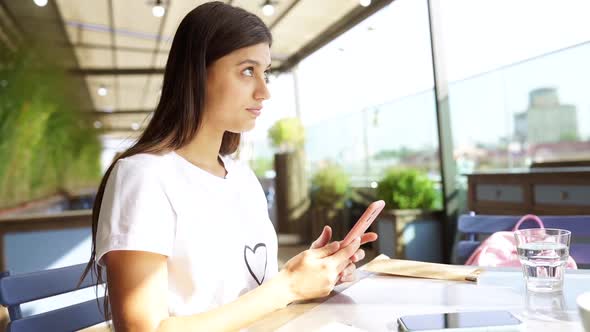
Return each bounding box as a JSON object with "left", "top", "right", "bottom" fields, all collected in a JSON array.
[
  {"left": 279, "top": 236, "right": 361, "bottom": 302},
  {"left": 310, "top": 226, "right": 378, "bottom": 284}
]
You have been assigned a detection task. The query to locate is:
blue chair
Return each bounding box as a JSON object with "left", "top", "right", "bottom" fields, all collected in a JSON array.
[
  {"left": 0, "top": 263, "right": 107, "bottom": 332},
  {"left": 455, "top": 214, "right": 590, "bottom": 268}
]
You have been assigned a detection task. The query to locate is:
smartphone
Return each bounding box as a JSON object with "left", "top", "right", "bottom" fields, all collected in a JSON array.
[
  {"left": 340, "top": 200, "right": 385, "bottom": 247},
  {"left": 397, "top": 311, "right": 524, "bottom": 332}
]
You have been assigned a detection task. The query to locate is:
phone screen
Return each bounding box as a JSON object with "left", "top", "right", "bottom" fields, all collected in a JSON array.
[{"left": 398, "top": 311, "right": 522, "bottom": 331}]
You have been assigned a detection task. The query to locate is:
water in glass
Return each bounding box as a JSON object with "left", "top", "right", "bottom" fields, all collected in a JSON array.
[{"left": 517, "top": 241, "right": 568, "bottom": 292}]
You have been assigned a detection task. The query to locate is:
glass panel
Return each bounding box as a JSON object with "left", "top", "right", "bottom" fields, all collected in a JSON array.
[
  {"left": 441, "top": 0, "right": 590, "bottom": 171},
  {"left": 298, "top": 0, "right": 439, "bottom": 186}
]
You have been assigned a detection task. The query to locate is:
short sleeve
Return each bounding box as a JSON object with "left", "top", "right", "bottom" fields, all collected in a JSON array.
[{"left": 95, "top": 158, "right": 176, "bottom": 267}]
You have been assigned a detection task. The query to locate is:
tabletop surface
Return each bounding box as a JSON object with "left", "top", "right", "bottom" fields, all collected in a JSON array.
[{"left": 247, "top": 268, "right": 590, "bottom": 332}]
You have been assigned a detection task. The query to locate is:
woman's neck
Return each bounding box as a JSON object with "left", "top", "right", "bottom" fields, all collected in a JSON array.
[{"left": 175, "top": 126, "right": 226, "bottom": 176}]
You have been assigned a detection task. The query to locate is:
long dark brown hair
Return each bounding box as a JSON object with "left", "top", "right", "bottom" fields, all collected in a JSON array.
[{"left": 79, "top": 1, "right": 272, "bottom": 320}]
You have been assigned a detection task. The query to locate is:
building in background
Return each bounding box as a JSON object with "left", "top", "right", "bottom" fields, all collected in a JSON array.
[{"left": 514, "top": 87, "right": 579, "bottom": 144}]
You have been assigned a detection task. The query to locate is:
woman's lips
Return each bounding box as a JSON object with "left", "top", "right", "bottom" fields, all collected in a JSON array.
[{"left": 246, "top": 108, "right": 262, "bottom": 116}]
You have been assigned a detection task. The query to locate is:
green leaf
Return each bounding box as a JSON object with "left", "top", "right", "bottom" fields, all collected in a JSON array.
[{"left": 376, "top": 168, "right": 440, "bottom": 210}]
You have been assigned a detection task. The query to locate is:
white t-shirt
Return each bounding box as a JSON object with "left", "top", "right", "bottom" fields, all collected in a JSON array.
[{"left": 95, "top": 151, "right": 278, "bottom": 316}]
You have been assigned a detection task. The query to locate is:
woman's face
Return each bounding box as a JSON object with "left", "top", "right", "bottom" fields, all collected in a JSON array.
[{"left": 203, "top": 42, "right": 271, "bottom": 134}]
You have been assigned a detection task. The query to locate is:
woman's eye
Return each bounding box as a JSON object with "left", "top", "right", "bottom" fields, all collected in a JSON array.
[{"left": 242, "top": 68, "right": 254, "bottom": 77}]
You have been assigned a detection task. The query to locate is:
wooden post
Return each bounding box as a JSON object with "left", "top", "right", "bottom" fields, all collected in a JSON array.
[{"left": 274, "top": 148, "right": 310, "bottom": 242}]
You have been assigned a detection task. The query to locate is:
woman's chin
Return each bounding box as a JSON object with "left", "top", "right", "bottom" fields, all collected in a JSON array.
[
  {"left": 238, "top": 120, "right": 257, "bottom": 132},
  {"left": 227, "top": 122, "right": 256, "bottom": 134}
]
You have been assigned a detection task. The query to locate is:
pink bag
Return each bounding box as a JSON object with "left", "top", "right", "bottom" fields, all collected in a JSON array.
[{"left": 465, "top": 214, "right": 577, "bottom": 269}]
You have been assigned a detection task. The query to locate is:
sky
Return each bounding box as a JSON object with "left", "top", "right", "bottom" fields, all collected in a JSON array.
[{"left": 247, "top": 0, "right": 590, "bottom": 160}]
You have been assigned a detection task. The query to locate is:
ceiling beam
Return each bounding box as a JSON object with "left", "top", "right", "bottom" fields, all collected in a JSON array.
[
  {"left": 91, "top": 109, "right": 154, "bottom": 115},
  {"left": 0, "top": 1, "right": 25, "bottom": 45},
  {"left": 99, "top": 126, "right": 146, "bottom": 132},
  {"left": 277, "top": 0, "right": 395, "bottom": 73},
  {"left": 62, "top": 42, "right": 169, "bottom": 54},
  {"left": 107, "top": 0, "right": 120, "bottom": 110},
  {"left": 140, "top": 0, "right": 170, "bottom": 111},
  {"left": 51, "top": 0, "right": 95, "bottom": 111},
  {"left": 269, "top": 0, "right": 301, "bottom": 30},
  {"left": 69, "top": 68, "right": 165, "bottom": 75},
  {"left": 0, "top": 25, "right": 17, "bottom": 52}
]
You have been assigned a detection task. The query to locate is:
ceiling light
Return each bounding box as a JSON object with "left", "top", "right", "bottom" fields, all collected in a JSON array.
[
  {"left": 359, "top": 0, "right": 371, "bottom": 7},
  {"left": 131, "top": 123, "right": 140, "bottom": 131},
  {"left": 261, "top": 0, "right": 275, "bottom": 16},
  {"left": 33, "top": 0, "right": 48, "bottom": 7},
  {"left": 97, "top": 85, "right": 108, "bottom": 97},
  {"left": 152, "top": 0, "right": 165, "bottom": 17}
]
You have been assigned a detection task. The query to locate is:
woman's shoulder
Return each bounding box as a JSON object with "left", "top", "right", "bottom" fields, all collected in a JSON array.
[
  {"left": 120, "top": 151, "right": 171, "bottom": 162},
  {"left": 115, "top": 151, "right": 174, "bottom": 176}
]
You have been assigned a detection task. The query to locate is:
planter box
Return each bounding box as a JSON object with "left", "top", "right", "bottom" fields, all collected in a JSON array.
[{"left": 376, "top": 209, "right": 443, "bottom": 263}]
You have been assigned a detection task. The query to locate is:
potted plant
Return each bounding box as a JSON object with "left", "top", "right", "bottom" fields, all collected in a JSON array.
[
  {"left": 309, "top": 164, "right": 351, "bottom": 240},
  {"left": 374, "top": 168, "right": 443, "bottom": 262},
  {"left": 267, "top": 117, "right": 309, "bottom": 240},
  {"left": 268, "top": 117, "right": 305, "bottom": 152}
]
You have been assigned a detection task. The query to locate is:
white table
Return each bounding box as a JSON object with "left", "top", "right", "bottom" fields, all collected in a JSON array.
[{"left": 265, "top": 268, "right": 590, "bottom": 332}]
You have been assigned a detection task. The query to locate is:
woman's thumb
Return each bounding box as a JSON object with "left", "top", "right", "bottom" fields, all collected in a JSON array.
[{"left": 310, "top": 225, "right": 332, "bottom": 249}]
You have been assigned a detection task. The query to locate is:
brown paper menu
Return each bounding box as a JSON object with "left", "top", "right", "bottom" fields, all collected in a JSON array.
[{"left": 361, "top": 254, "right": 483, "bottom": 282}]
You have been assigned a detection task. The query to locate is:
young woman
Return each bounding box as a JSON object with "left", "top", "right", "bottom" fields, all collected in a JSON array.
[{"left": 81, "top": 2, "right": 377, "bottom": 331}]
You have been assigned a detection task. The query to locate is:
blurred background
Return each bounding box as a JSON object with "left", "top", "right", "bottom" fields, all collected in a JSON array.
[{"left": 1, "top": 0, "right": 590, "bottom": 326}]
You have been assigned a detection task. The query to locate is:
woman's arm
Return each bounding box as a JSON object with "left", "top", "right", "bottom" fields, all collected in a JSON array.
[{"left": 105, "top": 238, "right": 360, "bottom": 332}]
